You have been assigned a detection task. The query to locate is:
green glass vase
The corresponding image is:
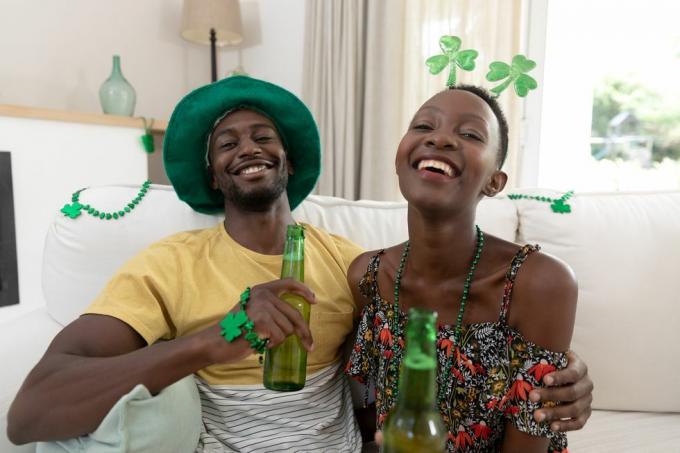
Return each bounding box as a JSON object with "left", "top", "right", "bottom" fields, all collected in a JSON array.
[{"left": 99, "top": 55, "right": 136, "bottom": 116}]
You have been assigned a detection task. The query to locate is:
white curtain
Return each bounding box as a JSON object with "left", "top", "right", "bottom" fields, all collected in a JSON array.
[
  {"left": 302, "top": 0, "right": 367, "bottom": 199},
  {"left": 304, "top": 0, "right": 526, "bottom": 201}
]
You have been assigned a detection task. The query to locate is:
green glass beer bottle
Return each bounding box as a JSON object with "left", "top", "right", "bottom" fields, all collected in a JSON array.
[
  {"left": 382, "top": 308, "right": 447, "bottom": 452},
  {"left": 263, "top": 224, "right": 309, "bottom": 391}
]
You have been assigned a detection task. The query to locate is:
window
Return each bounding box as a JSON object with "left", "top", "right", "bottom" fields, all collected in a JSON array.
[{"left": 525, "top": 0, "right": 680, "bottom": 191}]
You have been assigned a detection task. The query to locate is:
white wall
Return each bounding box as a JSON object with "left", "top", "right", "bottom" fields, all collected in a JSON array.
[
  {"left": 0, "top": 117, "right": 148, "bottom": 318},
  {"left": 0, "top": 0, "right": 306, "bottom": 119}
]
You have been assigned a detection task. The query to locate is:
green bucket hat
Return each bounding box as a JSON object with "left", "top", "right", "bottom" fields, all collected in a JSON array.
[{"left": 163, "top": 75, "right": 321, "bottom": 213}]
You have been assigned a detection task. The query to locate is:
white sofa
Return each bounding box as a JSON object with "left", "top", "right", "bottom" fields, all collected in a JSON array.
[{"left": 1, "top": 184, "right": 680, "bottom": 452}]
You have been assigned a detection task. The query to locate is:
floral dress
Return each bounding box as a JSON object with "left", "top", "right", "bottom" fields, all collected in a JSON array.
[{"left": 345, "top": 245, "right": 568, "bottom": 452}]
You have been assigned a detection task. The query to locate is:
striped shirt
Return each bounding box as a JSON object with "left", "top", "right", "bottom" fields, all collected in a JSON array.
[{"left": 195, "top": 363, "right": 362, "bottom": 453}]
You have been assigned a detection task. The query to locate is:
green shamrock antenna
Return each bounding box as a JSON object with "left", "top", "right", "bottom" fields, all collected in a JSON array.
[
  {"left": 486, "top": 54, "right": 538, "bottom": 97},
  {"left": 425, "top": 35, "right": 479, "bottom": 88}
]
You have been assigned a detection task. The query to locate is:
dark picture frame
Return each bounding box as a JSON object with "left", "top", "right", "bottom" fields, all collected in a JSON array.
[{"left": 0, "top": 151, "right": 19, "bottom": 307}]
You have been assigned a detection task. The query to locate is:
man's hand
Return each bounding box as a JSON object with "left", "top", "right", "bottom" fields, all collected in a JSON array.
[
  {"left": 204, "top": 278, "right": 316, "bottom": 364},
  {"left": 530, "top": 350, "right": 594, "bottom": 432}
]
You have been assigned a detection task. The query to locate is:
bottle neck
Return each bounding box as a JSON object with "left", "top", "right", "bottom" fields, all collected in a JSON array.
[
  {"left": 280, "top": 236, "right": 304, "bottom": 281},
  {"left": 112, "top": 55, "right": 122, "bottom": 76},
  {"left": 396, "top": 312, "right": 438, "bottom": 410}
]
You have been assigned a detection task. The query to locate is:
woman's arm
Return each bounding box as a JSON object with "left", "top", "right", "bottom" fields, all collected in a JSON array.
[{"left": 501, "top": 250, "right": 578, "bottom": 453}]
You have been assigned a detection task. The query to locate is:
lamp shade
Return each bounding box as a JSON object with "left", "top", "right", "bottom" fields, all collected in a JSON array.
[{"left": 181, "top": 0, "right": 243, "bottom": 47}]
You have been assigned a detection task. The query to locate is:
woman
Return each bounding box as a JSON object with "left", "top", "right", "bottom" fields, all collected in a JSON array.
[{"left": 345, "top": 85, "right": 576, "bottom": 452}]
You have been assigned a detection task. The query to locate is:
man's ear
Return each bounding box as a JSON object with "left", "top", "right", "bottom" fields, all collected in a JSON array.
[
  {"left": 286, "top": 158, "right": 295, "bottom": 176},
  {"left": 482, "top": 170, "right": 508, "bottom": 197},
  {"left": 207, "top": 165, "right": 218, "bottom": 190}
]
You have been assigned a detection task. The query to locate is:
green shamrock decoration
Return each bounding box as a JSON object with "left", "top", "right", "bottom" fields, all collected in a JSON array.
[
  {"left": 61, "top": 202, "right": 83, "bottom": 219},
  {"left": 140, "top": 117, "right": 155, "bottom": 153},
  {"left": 426, "top": 35, "right": 479, "bottom": 88},
  {"left": 550, "top": 199, "right": 572, "bottom": 214},
  {"left": 140, "top": 133, "right": 155, "bottom": 153},
  {"left": 219, "top": 310, "right": 248, "bottom": 341},
  {"left": 486, "top": 54, "right": 538, "bottom": 97}
]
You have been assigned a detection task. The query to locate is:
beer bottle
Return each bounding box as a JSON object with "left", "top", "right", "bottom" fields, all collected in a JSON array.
[
  {"left": 382, "top": 308, "right": 447, "bottom": 452},
  {"left": 263, "top": 224, "right": 309, "bottom": 391}
]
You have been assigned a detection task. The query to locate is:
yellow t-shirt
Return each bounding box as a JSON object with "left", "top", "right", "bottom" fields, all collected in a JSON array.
[{"left": 84, "top": 222, "right": 364, "bottom": 385}]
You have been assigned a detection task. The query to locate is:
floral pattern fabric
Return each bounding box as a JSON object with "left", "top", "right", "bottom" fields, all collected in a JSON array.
[{"left": 345, "top": 245, "right": 568, "bottom": 452}]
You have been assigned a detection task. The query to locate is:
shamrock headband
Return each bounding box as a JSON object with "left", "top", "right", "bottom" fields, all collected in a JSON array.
[{"left": 426, "top": 35, "right": 538, "bottom": 97}]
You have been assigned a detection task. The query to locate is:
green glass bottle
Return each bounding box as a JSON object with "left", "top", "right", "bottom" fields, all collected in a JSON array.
[
  {"left": 382, "top": 308, "right": 447, "bottom": 453},
  {"left": 263, "top": 224, "right": 309, "bottom": 391}
]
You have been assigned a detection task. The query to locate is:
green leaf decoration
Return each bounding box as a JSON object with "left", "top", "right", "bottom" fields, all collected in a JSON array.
[
  {"left": 455, "top": 49, "right": 478, "bottom": 71},
  {"left": 220, "top": 310, "right": 248, "bottom": 341},
  {"left": 486, "top": 54, "right": 538, "bottom": 98},
  {"left": 140, "top": 133, "right": 155, "bottom": 153},
  {"left": 140, "top": 118, "right": 155, "bottom": 153},
  {"left": 486, "top": 62, "right": 511, "bottom": 81},
  {"left": 512, "top": 54, "right": 536, "bottom": 72},
  {"left": 514, "top": 74, "right": 538, "bottom": 97},
  {"left": 426, "top": 35, "right": 479, "bottom": 88},
  {"left": 61, "top": 202, "right": 83, "bottom": 219},
  {"left": 425, "top": 55, "right": 450, "bottom": 75},
  {"left": 440, "top": 35, "right": 462, "bottom": 53},
  {"left": 550, "top": 199, "right": 572, "bottom": 213}
]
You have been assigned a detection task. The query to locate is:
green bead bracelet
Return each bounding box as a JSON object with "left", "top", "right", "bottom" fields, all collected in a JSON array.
[{"left": 219, "top": 287, "right": 268, "bottom": 354}]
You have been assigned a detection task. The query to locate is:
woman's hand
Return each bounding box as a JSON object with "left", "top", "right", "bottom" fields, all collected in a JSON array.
[{"left": 530, "top": 350, "right": 594, "bottom": 431}]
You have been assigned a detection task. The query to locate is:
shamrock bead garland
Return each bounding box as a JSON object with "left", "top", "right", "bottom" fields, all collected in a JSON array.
[
  {"left": 507, "top": 190, "right": 574, "bottom": 213},
  {"left": 60, "top": 180, "right": 152, "bottom": 220}
]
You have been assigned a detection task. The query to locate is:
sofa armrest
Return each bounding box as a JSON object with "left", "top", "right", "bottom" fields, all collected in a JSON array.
[{"left": 0, "top": 306, "right": 62, "bottom": 453}]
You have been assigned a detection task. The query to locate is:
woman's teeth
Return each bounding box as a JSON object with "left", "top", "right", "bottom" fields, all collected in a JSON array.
[{"left": 417, "top": 159, "right": 454, "bottom": 177}]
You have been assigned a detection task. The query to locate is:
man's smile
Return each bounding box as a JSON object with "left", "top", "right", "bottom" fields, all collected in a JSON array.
[{"left": 230, "top": 159, "right": 276, "bottom": 176}]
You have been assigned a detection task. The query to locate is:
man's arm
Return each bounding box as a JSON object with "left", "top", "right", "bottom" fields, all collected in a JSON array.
[
  {"left": 7, "top": 314, "right": 230, "bottom": 444},
  {"left": 7, "top": 278, "right": 315, "bottom": 445}
]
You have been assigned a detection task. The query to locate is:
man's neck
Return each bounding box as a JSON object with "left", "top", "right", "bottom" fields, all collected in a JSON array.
[{"left": 223, "top": 198, "right": 296, "bottom": 255}]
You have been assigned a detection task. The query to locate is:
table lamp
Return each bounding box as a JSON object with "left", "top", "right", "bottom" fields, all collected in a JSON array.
[{"left": 181, "top": 0, "right": 243, "bottom": 82}]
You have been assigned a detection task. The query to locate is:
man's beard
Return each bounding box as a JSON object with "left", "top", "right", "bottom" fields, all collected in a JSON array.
[{"left": 223, "top": 165, "right": 289, "bottom": 212}]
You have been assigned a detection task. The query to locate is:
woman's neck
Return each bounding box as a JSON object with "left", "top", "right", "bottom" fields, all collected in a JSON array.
[{"left": 405, "top": 205, "right": 478, "bottom": 281}]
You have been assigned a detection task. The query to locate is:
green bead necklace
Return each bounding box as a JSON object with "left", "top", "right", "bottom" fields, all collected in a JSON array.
[
  {"left": 391, "top": 225, "right": 484, "bottom": 402},
  {"left": 60, "top": 180, "right": 152, "bottom": 220},
  {"left": 507, "top": 190, "right": 574, "bottom": 213}
]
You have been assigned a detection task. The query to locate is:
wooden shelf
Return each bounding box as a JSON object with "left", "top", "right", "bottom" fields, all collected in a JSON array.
[{"left": 0, "top": 104, "right": 167, "bottom": 134}]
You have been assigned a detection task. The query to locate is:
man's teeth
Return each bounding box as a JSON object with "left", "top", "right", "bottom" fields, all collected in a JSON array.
[
  {"left": 241, "top": 165, "right": 267, "bottom": 175},
  {"left": 417, "top": 159, "right": 454, "bottom": 177}
]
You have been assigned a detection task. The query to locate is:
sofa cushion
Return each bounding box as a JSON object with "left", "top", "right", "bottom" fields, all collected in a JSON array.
[
  {"left": 42, "top": 185, "right": 517, "bottom": 327},
  {"left": 36, "top": 375, "right": 201, "bottom": 453},
  {"left": 515, "top": 190, "right": 680, "bottom": 412}
]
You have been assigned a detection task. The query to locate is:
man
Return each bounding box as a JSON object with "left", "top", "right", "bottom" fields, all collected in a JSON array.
[{"left": 7, "top": 76, "right": 592, "bottom": 452}]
